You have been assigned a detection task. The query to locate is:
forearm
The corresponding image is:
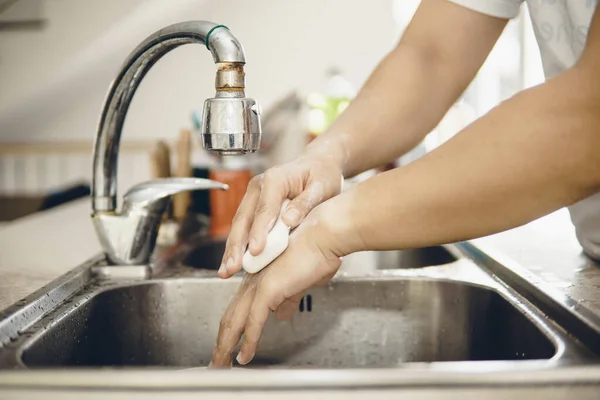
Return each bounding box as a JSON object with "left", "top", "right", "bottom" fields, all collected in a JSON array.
[
  {"left": 305, "top": 44, "right": 464, "bottom": 177},
  {"left": 327, "top": 66, "right": 600, "bottom": 255},
  {"left": 304, "top": 0, "right": 507, "bottom": 178}
]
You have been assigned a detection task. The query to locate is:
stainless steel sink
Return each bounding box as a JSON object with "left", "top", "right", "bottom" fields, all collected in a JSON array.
[
  {"left": 0, "top": 242, "right": 597, "bottom": 372},
  {"left": 0, "top": 248, "right": 595, "bottom": 370},
  {"left": 19, "top": 278, "right": 557, "bottom": 368}
]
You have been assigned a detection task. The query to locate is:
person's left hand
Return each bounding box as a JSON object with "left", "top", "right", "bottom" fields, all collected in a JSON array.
[{"left": 209, "top": 200, "right": 357, "bottom": 367}]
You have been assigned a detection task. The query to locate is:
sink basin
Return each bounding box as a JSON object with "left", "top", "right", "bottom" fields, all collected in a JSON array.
[{"left": 20, "top": 277, "right": 557, "bottom": 368}]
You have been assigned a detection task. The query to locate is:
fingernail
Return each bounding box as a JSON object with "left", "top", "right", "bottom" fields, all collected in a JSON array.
[
  {"left": 284, "top": 208, "right": 301, "bottom": 225},
  {"left": 236, "top": 352, "right": 245, "bottom": 364}
]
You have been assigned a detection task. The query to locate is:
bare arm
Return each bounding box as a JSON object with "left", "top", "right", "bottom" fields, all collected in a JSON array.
[
  {"left": 309, "top": 0, "right": 508, "bottom": 177},
  {"left": 326, "top": 4, "right": 600, "bottom": 256}
]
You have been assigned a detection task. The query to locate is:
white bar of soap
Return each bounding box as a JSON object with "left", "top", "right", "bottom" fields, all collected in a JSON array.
[{"left": 242, "top": 200, "right": 291, "bottom": 274}]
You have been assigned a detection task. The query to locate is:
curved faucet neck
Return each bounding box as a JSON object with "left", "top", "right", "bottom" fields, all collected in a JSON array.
[{"left": 91, "top": 21, "right": 246, "bottom": 213}]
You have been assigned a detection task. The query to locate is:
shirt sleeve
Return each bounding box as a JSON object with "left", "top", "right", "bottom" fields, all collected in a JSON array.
[{"left": 447, "top": 0, "right": 524, "bottom": 19}]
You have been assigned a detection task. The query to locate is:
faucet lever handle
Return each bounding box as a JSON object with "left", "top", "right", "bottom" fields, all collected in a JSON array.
[{"left": 122, "top": 177, "right": 228, "bottom": 212}]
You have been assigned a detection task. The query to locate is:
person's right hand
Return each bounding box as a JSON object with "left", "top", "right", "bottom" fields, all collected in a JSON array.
[{"left": 218, "top": 154, "right": 344, "bottom": 278}]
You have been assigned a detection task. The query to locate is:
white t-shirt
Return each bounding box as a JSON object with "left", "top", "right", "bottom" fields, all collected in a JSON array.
[{"left": 449, "top": 0, "right": 600, "bottom": 259}]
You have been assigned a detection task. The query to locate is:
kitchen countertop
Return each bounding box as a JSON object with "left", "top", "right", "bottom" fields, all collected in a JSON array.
[{"left": 0, "top": 199, "right": 101, "bottom": 310}]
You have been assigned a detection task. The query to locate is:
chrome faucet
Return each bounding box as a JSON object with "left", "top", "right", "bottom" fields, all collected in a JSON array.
[{"left": 91, "top": 21, "right": 261, "bottom": 265}]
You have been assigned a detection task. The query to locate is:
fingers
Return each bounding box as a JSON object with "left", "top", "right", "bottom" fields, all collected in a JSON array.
[
  {"left": 219, "top": 177, "right": 261, "bottom": 278},
  {"left": 213, "top": 206, "right": 343, "bottom": 367},
  {"left": 248, "top": 170, "right": 288, "bottom": 256},
  {"left": 211, "top": 280, "right": 257, "bottom": 367},
  {"left": 236, "top": 280, "right": 285, "bottom": 365},
  {"left": 274, "top": 292, "right": 304, "bottom": 321},
  {"left": 282, "top": 181, "right": 325, "bottom": 227}
]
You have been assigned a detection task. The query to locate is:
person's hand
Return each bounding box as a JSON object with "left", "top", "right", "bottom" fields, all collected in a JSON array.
[
  {"left": 218, "top": 152, "right": 344, "bottom": 279},
  {"left": 210, "top": 199, "right": 360, "bottom": 367}
]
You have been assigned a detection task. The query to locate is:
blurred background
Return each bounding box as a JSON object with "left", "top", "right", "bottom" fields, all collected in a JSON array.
[{"left": 0, "top": 0, "right": 544, "bottom": 223}]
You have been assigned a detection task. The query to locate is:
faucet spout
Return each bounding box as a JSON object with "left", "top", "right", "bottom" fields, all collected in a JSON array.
[{"left": 91, "top": 21, "right": 261, "bottom": 265}]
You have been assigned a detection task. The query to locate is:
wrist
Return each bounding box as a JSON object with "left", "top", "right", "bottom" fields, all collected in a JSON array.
[
  {"left": 304, "top": 133, "right": 349, "bottom": 176},
  {"left": 310, "top": 191, "right": 365, "bottom": 258}
]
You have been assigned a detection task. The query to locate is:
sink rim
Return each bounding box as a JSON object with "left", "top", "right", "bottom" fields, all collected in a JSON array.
[{"left": 1, "top": 362, "right": 600, "bottom": 391}]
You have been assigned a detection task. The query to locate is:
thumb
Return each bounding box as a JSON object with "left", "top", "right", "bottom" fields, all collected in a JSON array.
[{"left": 281, "top": 181, "right": 325, "bottom": 227}]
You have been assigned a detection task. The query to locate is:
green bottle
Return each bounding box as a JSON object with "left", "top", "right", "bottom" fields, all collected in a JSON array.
[{"left": 307, "top": 68, "right": 356, "bottom": 139}]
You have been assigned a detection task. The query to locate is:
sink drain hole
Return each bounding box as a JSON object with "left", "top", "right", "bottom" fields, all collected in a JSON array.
[{"left": 299, "top": 295, "right": 313, "bottom": 312}]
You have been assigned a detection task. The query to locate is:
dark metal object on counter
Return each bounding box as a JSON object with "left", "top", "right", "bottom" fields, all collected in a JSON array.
[{"left": 0, "top": 182, "right": 90, "bottom": 221}]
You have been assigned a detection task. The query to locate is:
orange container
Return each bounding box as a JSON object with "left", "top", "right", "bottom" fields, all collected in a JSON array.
[{"left": 209, "top": 168, "right": 252, "bottom": 238}]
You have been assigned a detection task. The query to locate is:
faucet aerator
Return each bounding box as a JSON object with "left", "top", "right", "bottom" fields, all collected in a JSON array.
[{"left": 200, "top": 96, "right": 261, "bottom": 155}]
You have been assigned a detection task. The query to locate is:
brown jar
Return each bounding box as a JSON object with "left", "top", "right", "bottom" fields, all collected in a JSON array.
[{"left": 209, "top": 158, "right": 253, "bottom": 238}]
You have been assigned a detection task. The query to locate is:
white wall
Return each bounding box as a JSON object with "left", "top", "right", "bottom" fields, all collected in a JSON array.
[
  {"left": 0, "top": 0, "right": 396, "bottom": 142},
  {"left": 0, "top": 0, "right": 147, "bottom": 107}
]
